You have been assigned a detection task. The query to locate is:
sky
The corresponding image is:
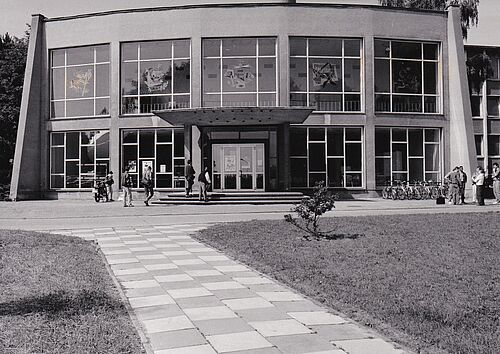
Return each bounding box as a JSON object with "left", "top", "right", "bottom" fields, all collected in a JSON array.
[{"left": 0, "top": 0, "right": 498, "bottom": 45}]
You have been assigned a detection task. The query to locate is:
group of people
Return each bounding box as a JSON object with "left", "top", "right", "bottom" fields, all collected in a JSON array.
[
  {"left": 92, "top": 171, "right": 115, "bottom": 202},
  {"left": 184, "top": 159, "right": 212, "bottom": 202},
  {"left": 445, "top": 163, "right": 500, "bottom": 206}
]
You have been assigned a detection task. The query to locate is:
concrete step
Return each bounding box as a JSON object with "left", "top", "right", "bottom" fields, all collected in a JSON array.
[
  {"left": 153, "top": 191, "right": 307, "bottom": 205},
  {"left": 152, "top": 199, "right": 302, "bottom": 205}
]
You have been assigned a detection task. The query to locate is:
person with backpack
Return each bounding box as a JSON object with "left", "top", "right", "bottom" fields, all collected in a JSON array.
[
  {"left": 121, "top": 166, "right": 134, "bottom": 207},
  {"left": 184, "top": 159, "right": 196, "bottom": 197},
  {"left": 105, "top": 171, "right": 114, "bottom": 201},
  {"left": 142, "top": 165, "right": 154, "bottom": 206},
  {"left": 198, "top": 166, "right": 211, "bottom": 202}
]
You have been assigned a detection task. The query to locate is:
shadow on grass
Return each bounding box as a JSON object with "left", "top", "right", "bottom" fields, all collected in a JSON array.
[
  {"left": 0, "top": 290, "right": 124, "bottom": 317},
  {"left": 321, "top": 233, "right": 363, "bottom": 240}
]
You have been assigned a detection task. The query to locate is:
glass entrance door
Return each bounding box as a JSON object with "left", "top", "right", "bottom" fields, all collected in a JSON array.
[{"left": 212, "top": 144, "right": 265, "bottom": 191}]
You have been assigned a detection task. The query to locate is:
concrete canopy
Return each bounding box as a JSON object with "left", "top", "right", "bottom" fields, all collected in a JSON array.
[{"left": 153, "top": 107, "right": 314, "bottom": 126}]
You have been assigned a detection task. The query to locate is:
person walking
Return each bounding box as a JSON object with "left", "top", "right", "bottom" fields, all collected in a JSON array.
[
  {"left": 142, "top": 165, "right": 154, "bottom": 206},
  {"left": 447, "top": 166, "right": 461, "bottom": 205},
  {"left": 121, "top": 166, "right": 134, "bottom": 207},
  {"left": 198, "top": 166, "right": 211, "bottom": 202},
  {"left": 184, "top": 159, "right": 196, "bottom": 197},
  {"left": 472, "top": 166, "right": 485, "bottom": 206},
  {"left": 458, "top": 166, "right": 467, "bottom": 205},
  {"left": 492, "top": 162, "right": 500, "bottom": 204},
  {"left": 105, "top": 171, "right": 114, "bottom": 201}
]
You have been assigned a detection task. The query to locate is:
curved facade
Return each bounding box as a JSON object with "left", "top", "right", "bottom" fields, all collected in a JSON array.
[{"left": 10, "top": 2, "right": 475, "bottom": 199}]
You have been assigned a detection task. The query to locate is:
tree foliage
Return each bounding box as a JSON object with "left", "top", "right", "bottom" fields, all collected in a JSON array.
[
  {"left": 379, "top": 0, "right": 479, "bottom": 38},
  {"left": 0, "top": 31, "right": 28, "bottom": 183}
]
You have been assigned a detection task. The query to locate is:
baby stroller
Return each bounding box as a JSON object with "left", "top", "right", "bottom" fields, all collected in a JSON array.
[{"left": 93, "top": 179, "right": 108, "bottom": 202}]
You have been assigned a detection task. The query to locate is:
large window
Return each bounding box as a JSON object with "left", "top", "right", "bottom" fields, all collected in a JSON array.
[
  {"left": 375, "top": 128, "right": 441, "bottom": 186},
  {"left": 289, "top": 37, "right": 362, "bottom": 112},
  {"left": 202, "top": 38, "right": 277, "bottom": 107},
  {"left": 50, "top": 131, "right": 110, "bottom": 189},
  {"left": 121, "top": 40, "right": 191, "bottom": 114},
  {"left": 121, "top": 129, "right": 185, "bottom": 188},
  {"left": 374, "top": 40, "right": 440, "bottom": 113},
  {"left": 290, "top": 127, "right": 363, "bottom": 188},
  {"left": 51, "top": 45, "right": 110, "bottom": 118}
]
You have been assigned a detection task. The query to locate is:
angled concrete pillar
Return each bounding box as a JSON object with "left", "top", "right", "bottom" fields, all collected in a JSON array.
[
  {"left": 10, "top": 15, "right": 45, "bottom": 200},
  {"left": 447, "top": 6, "right": 476, "bottom": 190}
]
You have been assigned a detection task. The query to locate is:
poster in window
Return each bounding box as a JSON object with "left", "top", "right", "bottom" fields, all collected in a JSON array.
[
  {"left": 224, "top": 155, "right": 236, "bottom": 172},
  {"left": 224, "top": 62, "right": 255, "bottom": 89},
  {"left": 312, "top": 62, "right": 339, "bottom": 87},
  {"left": 127, "top": 160, "right": 137, "bottom": 173},
  {"left": 142, "top": 160, "right": 153, "bottom": 174}
]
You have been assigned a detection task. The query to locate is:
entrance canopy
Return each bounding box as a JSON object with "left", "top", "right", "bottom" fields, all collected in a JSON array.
[{"left": 153, "top": 107, "right": 314, "bottom": 126}]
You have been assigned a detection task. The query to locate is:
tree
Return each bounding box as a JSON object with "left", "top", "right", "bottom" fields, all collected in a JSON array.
[
  {"left": 379, "top": 0, "right": 479, "bottom": 38},
  {"left": 0, "top": 31, "right": 28, "bottom": 184}
]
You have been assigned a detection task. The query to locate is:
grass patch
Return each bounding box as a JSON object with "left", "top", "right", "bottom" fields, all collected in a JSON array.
[
  {"left": 0, "top": 230, "right": 143, "bottom": 353},
  {"left": 195, "top": 213, "right": 500, "bottom": 354}
]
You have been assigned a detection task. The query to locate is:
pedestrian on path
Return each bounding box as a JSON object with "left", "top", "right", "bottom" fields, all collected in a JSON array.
[
  {"left": 185, "top": 159, "right": 196, "bottom": 197},
  {"left": 198, "top": 166, "right": 211, "bottom": 202},
  {"left": 472, "top": 166, "right": 485, "bottom": 206},
  {"left": 142, "top": 166, "right": 154, "bottom": 206},
  {"left": 492, "top": 162, "right": 500, "bottom": 204},
  {"left": 105, "top": 171, "right": 114, "bottom": 201},
  {"left": 122, "top": 166, "right": 134, "bottom": 207},
  {"left": 458, "top": 166, "right": 467, "bottom": 204}
]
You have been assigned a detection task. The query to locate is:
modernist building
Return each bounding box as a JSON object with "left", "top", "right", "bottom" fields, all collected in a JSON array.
[{"left": 10, "top": 1, "right": 475, "bottom": 199}]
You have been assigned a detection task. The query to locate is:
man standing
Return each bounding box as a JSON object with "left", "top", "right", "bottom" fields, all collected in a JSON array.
[
  {"left": 198, "top": 166, "right": 212, "bottom": 202},
  {"left": 184, "top": 159, "right": 196, "bottom": 197},
  {"left": 492, "top": 162, "right": 500, "bottom": 204},
  {"left": 458, "top": 166, "right": 467, "bottom": 205},
  {"left": 447, "top": 166, "right": 461, "bottom": 205},
  {"left": 472, "top": 166, "right": 485, "bottom": 206},
  {"left": 121, "top": 166, "right": 134, "bottom": 207},
  {"left": 142, "top": 165, "right": 154, "bottom": 206}
]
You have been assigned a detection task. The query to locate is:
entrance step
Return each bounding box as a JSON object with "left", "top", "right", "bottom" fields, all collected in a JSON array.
[{"left": 153, "top": 192, "right": 307, "bottom": 205}]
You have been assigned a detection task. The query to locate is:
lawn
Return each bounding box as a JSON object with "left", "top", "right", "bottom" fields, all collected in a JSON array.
[
  {"left": 195, "top": 212, "right": 500, "bottom": 354},
  {"left": 0, "top": 230, "right": 144, "bottom": 354}
]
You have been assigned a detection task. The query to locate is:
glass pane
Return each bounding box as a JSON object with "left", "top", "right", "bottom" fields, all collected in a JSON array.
[
  {"left": 487, "top": 97, "right": 499, "bottom": 116},
  {"left": 425, "top": 144, "right": 440, "bottom": 171},
  {"left": 423, "top": 43, "right": 438, "bottom": 60},
  {"left": 290, "top": 58, "right": 307, "bottom": 91},
  {"left": 80, "top": 146, "right": 95, "bottom": 173},
  {"left": 424, "top": 62, "right": 437, "bottom": 94},
  {"left": 425, "top": 173, "right": 439, "bottom": 182},
  {"left": 203, "top": 94, "right": 221, "bottom": 108},
  {"left": 156, "top": 174, "right": 172, "bottom": 188},
  {"left": 157, "top": 145, "right": 173, "bottom": 173},
  {"left": 345, "top": 143, "right": 361, "bottom": 171},
  {"left": 172, "top": 95, "right": 190, "bottom": 109},
  {"left": 67, "top": 46, "right": 93, "bottom": 65},
  {"left": 213, "top": 146, "right": 222, "bottom": 173},
  {"left": 96, "top": 64, "right": 110, "bottom": 96},
  {"left": 392, "top": 143, "right": 407, "bottom": 171},
  {"left": 345, "top": 94, "right": 361, "bottom": 112},
  {"left": 344, "top": 39, "right": 361, "bottom": 57},
  {"left": 122, "top": 97, "right": 138, "bottom": 114},
  {"left": 309, "top": 58, "right": 342, "bottom": 92},
  {"left": 408, "top": 129, "right": 423, "bottom": 156},
  {"left": 123, "top": 130, "right": 137, "bottom": 144},
  {"left": 171, "top": 61, "right": 190, "bottom": 95},
  {"left": 309, "top": 38, "right": 342, "bottom": 56},
  {"left": 425, "top": 129, "right": 439, "bottom": 142},
  {"left": 67, "top": 66, "right": 94, "bottom": 99},
  {"left": 66, "top": 161, "right": 79, "bottom": 188},
  {"left": 139, "top": 131, "right": 155, "bottom": 158},
  {"left": 309, "top": 173, "right": 326, "bottom": 187},
  {"left": 96, "top": 132, "right": 109, "bottom": 158},
  {"left": 256, "top": 145, "right": 264, "bottom": 173},
  {"left": 259, "top": 93, "right": 276, "bottom": 107},
  {"left": 488, "top": 136, "right": 500, "bottom": 156},
  {"left": 309, "top": 128, "right": 324, "bottom": 141},
  {"left": 475, "top": 135, "right": 483, "bottom": 156},
  {"left": 51, "top": 175, "right": 64, "bottom": 189},
  {"left": 393, "top": 129, "right": 407, "bottom": 141},
  {"left": 141, "top": 41, "right": 171, "bottom": 60},
  {"left": 140, "top": 61, "right": 171, "bottom": 95},
  {"left": 344, "top": 59, "right": 360, "bottom": 92},
  {"left": 52, "top": 49, "right": 65, "bottom": 67},
  {"left": 392, "top": 41, "right": 421, "bottom": 59},
  {"left": 240, "top": 146, "right": 253, "bottom": 176},
  {"left": 95, "top": 45, "right": 109, "bottom": 62},
  {"left": 222, "top": 38, "right": 256, "bottom": 56},
  {"left": 327, "top": 127, "right": 343, "bottom": 156},
  {"left": 96, "top": 98, "right": 109, "bottom": 116},
  {"left": 375, "top": 94, "right": 390, "bottom": 112},
  {"left": 223, "top": 146, "right": 237, "bottom": 172},
  {"left": 487, "top": 81, "right": 500, "bottom": 95},
  {"left": 392, "top": 172, "right": 408, "bottom": 183},
  {"left": 289, "top": 38, "right": 306, "bottom": 56},
  {"left": 290, "top": 128, "right": 307, "bottom": 156},
  {"left": 392, "top": 60, "right": 422, "bottom": 94},
  {"left": 409, "top": 158, "right": 424, "bottom": 182},
  {"left": 224, "top": 174, "right": 237, "bottom": 189},
  {"left": 392, "top": 95, "right": 422, "bottom": 113},
  {"left": 290, "top": 158, "right": 307, "bottom": 187},
  {"left": 258, "top": 38, "right": 275, "bottom": 56},
  {"left": 290, "top": 93, "right": 307, "bottom": 107},
  {"left": 374, "top": 59, "right": 390, "bottom": 93},
  {"left": 96, "top": 160, "right": 109, "bottom": 178},
  {"left": 375, "top": 128, "right": 390, "bottom": 156},
  {"left": 52, "top": 133, "right": 65, "bottom": 146},
  {"left": 66, "top": 100, "right": 94, "bottom": 117},
  {"left": 141, "top": 96, "right": 171, "bottom": 113},
  {"left": 308, "top": 143, "right": 326, "bottom": 171},
  {"left": 174, "top": 40, "right": 190, "bottom": 58},
  {"left": 310, "top": 94, "right": 342, "bottom": 111},
  {"left": 51, "top": 68, "right": 65, "bottom": 99},
  {"left": 222, "top": 58, "right": 256, "bottom": 92},
  {"left": 345, "top": 128, "right": 361, "bottom": 141},
  {"left": 376, "top": 158, "right": 391, "bottom": 186},
  {"left": 123, "top": 145, "right": 138, "bottom": 172},
  {"left": 258, "top": 58, "right": 276, "bottom": 91},
  {"left": 51, "top": 101, "right": 65, "bottom": 118},
  {"left": 157, "top": 129, "right": 172, "bottom": 143},
  {"left": 346, "top": 173, "right": 362, "bottom": 187},
  {"left": 327, "top": 158, "right": 344, "bottom": 187},
  {"left": 222, "top": 93, "right": 256, "bottom": 107},
  {"left": 122, "top": 62, "right": 138, "bottom": 95},
  {"left": 424, "top": 96, "right": 437, "bottom": 113},
  {"left": 51, "top": 147, "right": 64, "bottom": 173},
  {"left": 203, "top": 39, "right": 220, "bottom": 57},
  {"left": 471, "top": 96, "right": 481, "bottom": 117},
  {"left": 174, "top": 130, "right": 184, "bottom": 157},
  {"left": 81, "top": 131, "right": 94, "bottom": 145},
  {"left": 374, "top": 40, "right": 390, "bottom": 57},
  {"left": 203, "top": 59, "right": 221, "bottom": 93},
  {"left": 122, "top": 43, "right": 139, "bottom": 61}
]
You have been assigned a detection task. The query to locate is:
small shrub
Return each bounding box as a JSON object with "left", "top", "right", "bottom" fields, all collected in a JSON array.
[{"left": 284, "top": 182, "right": 336, "bottom": 240}]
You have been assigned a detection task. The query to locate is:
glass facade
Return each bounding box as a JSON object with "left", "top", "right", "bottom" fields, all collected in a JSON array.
[
  {"left": 202, "top": 38, "right": 277, "bottom": 107},
  {"left": 375, "top": 128, "right": 440, "bottom": 185},
  {"left": 374, "top": 40, "right": 440, "bottom": 113},
  {"left": 289, "top": 37, "right": 362, "bottom": 112},
  {"left": 51, "top": 45, "right": 110, "bottom": 118},
  {"left": 50, "top": 131, "right": 110, "bottom": 189},
  {"left": 289, "top": 127, "right": 363, "bottom": 188},
  {"left": 121, "top": 129, "right": 185, "bottom": 188},
  {"left": 121, "top": 40, "right": 191, "bottom": 114}
]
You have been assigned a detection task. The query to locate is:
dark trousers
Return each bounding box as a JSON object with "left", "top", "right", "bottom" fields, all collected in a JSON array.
[
  {"left": 144, "top": 184, "right": 154, "bottom": 202},
  {"left": 185, "top": 176, "right": 194, "bottom": 196},
  {"left": 460, "top": 185, "right": 466, "bottom": 203},
  {"left": 476, "top": 185, "right": 485, "bottom": 206}
]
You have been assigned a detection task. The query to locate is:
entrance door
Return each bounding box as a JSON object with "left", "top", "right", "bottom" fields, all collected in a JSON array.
[{"left": 212, "top": 144, "right": 264, "bottom": 191}]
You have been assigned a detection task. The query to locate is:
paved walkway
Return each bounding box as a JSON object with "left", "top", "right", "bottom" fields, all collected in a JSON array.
[{"left": 52, "top": 224, "right": 408, "bottom": 354}]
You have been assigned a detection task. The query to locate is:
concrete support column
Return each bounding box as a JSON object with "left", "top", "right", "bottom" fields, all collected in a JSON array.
[
  {"left": 278, "top": 34, "right": 289, "bottom": 107},
  {"left": 109, "top": 41, "right": 121, "bottom": 183},
  {"left": 191, "top": 125, "right": 202, "bottom": 187},
  {"left": 281, "top": 123, "right": 290, "bottom": 191},
  {"left": 363, "top": 36, "right": 376, "bottom": 192}
]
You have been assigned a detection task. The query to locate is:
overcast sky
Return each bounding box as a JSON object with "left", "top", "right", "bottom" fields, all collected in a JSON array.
[{"left": 0, "top": 0, "right": 498, "bottom": 45}]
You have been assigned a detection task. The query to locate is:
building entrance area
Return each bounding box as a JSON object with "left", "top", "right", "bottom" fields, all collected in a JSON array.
[{"left": 212, "top": 144, "right": 265, "bottom": 191}]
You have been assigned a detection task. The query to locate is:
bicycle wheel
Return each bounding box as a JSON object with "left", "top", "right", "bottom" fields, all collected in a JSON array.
[{"left": 382, "top": 187, "right": 389, "bottom": 199}]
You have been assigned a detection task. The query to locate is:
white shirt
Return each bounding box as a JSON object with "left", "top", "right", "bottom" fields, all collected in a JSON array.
[
  {"left": 204, "top": 171, "right": 212, "bottom": 184},
  {"left": 473, "top": 172, "right": 485, "bottom": 186}
]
